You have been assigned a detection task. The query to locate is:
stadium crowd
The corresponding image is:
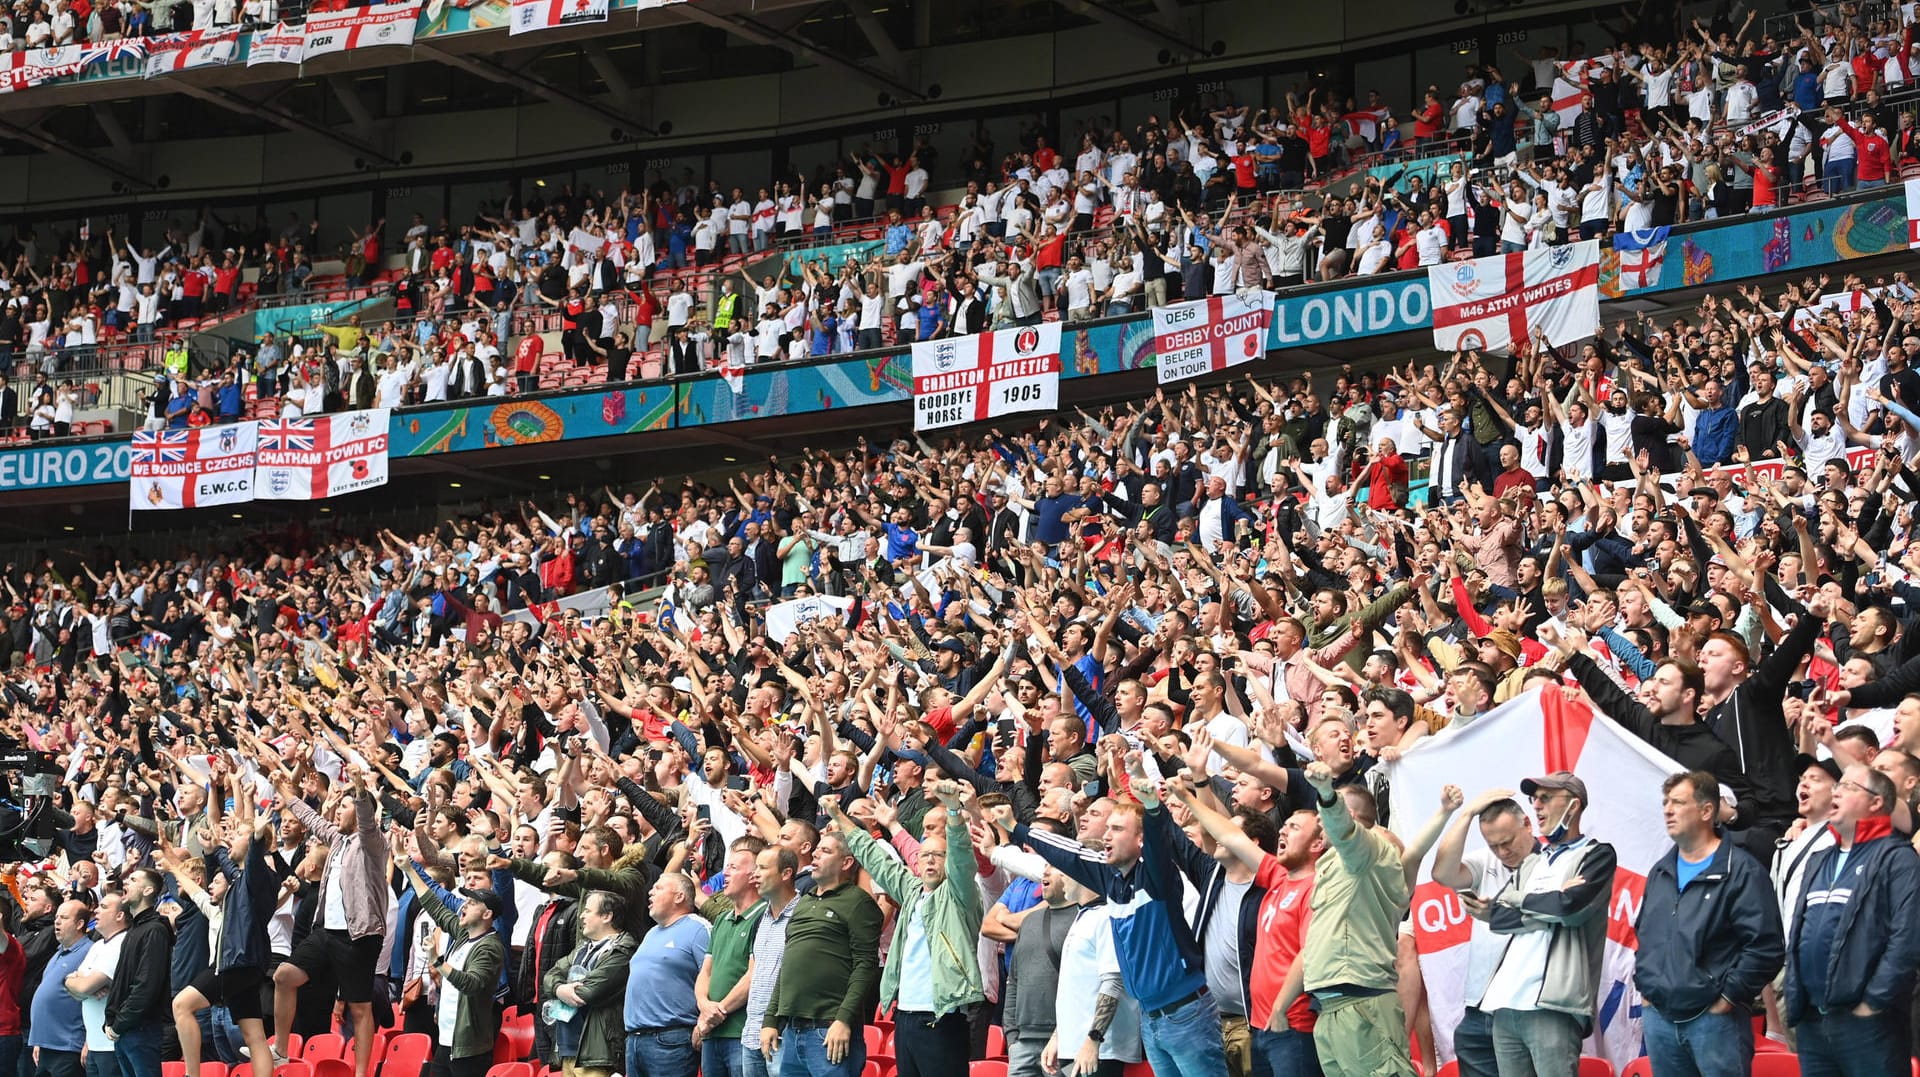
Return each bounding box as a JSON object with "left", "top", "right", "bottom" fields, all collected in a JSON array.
[
  {"left": 7, "top": 0, "right": 1920, "bottom": 435},
  {"left": 0, "top": 244, "right": 1916, "bottom": 1077}
]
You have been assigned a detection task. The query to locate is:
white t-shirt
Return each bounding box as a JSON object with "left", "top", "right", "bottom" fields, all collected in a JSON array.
[
  {"left": 80, "top": 931, "right": 126, "bottom": 1053},
  {"left": 666, "top": 292, "right": 695, "bottom": 327}
]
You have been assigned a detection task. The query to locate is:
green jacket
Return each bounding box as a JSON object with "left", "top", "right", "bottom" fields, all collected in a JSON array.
[
  {"left": 415, "top": 883, "right": 508, "bottom": 1060},
  {"left": 840, "top": 816, "right": 985, "bottom": 1019},
  {"left": 510, "top": 857, "right": 658, "bottom": 938},
  {"left": 1308, "top": 582, "right": 1413, "bottom": 670},
  {"left": 541, "top": 931, "right": 637, "bottom": 1071}
]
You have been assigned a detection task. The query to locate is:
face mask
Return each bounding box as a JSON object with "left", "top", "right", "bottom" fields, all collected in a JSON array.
[{"left": 1544, "top": 797, "right": 1579, "bottom": 844}]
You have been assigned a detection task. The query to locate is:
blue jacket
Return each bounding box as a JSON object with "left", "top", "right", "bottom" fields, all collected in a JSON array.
[
  {"left": 211, "top": 841, "right": 279, "bottom": 972},
  {"left": 1013, "top": 805, "right": 1208, "bottom": 1012},
  {"left": 1784, "top": 818, "right": 1920, "bottom": 1025},
  {"left": 1691, "top": 405, "right": 1740, "bottom": 467},
  {"left": 1633, "top": 836, "right": 1784, "bottom": 1018}
]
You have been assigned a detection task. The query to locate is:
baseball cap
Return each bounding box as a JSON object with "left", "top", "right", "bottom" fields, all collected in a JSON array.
[
  {"left": 1520, "top": 771, "right": 1589, "bottom": 804},
  {"left": 459, "top": 887, "right": 505, "bottom": 917},
  {"left": 1795, "top": 753, "right": 1843, "bottom": 782}
]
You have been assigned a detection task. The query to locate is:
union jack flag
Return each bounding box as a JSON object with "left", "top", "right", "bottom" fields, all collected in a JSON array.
[
  {"left": 131, "top": 429, "right": 190, "bottom": 463},
  {"left": 257, "top": 419, "right": 315, "bottom": 452},
  {"left": 84, "top": 39, "right": 150, "bottom": 64}
]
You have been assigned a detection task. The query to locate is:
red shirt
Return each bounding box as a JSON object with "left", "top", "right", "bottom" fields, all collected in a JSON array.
[
  {"left": 1033, "top": 147, "right": 1059, "bottom": 172},
  {"left": 430, "top": 246, "right": 455, "bottom": 274},
  {"left": 631, "top": 289, "right": 659, "bottom": 328},
  {"left": 1230, "top": 154, "right": 1257, "bottom": 189},
  {"left": 514, "top": 335, "right": 542, "bottom": 374},
  {"left": 181, "top": 271, "right": 207, "bottom": 298},
  {"left": 1250, "top": 858, "right": 1316, "bottom": 1032},
  {"left": 1492, "top": 466, "right": 1536, "bottom": 501},
  {"left": 214, "top": 266, "right": 241, "bottom": 294}
]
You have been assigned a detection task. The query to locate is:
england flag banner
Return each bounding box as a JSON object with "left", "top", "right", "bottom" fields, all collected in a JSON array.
[
  {"left": 1607, "top": 226, "right": 1668, "bottom": 294},
  {"left": 130, "top": 423, "right": 258, "bottom": 512},
  {"left": 143, "top": 29, "right": 239, "bottom": 78},
  {"left": 248, "top": 21, "right": 306, "bottom": 66},
  {"left": 303, "top": 1, "right": 420, "bottom": 60},
  {"left": 1429, "top": 240, "right": 1601, "bottom": 355},
  {"left": 1388, "top": 687, "right": 1683, "bottom": 1069},
  {"left": 912, "top": 322, "right": 1061, "bottom": 431},
  {"left": 1906, "top": 175, "right": 1920, "bottom": 249},
  {"left": 255, "top": 409, "right": 391, "bottom": 502},
  {"left": 1153, "top": 290, "right": 1274, "bottom": 384},
  {"left": 510, "top": 0, "right": 609, "bottom": 35}
]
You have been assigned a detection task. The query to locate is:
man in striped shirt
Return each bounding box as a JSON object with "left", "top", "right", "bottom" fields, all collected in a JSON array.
[{"left": 743, "top": 847, "right": 803, "bottom": 1077}]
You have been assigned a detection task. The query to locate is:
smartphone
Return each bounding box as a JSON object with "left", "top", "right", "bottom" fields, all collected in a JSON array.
[
  {"left": 1080, "top": 781, "right": 1099, "bottom": 799},
  {"left": 696, "top": 804, "right": 712, "bottom": 823}
]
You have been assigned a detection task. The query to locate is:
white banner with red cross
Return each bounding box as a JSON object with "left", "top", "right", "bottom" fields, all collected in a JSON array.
[
  {"left": 510, "top": 0, "right": 609, "bottom": 34},
  {"left": 1429, "top": 240, "right": 1601, "bottom": 355},
  {"left": 302, "top": 1, "right": 421, "bottom": 60},
  {"left": 911, "top": 323, "right": 1061, "bottom": 431},
  {"left": 1152, "top": 290, "right": 1273, "bottom": 384},
  {"left": 142, "top": 28, "right": 238, "bottom": 78},
  {"left": 130, "top": 424, "right": 258, "bottom": 511},
  {"left": 255, "top": 408, "right": 391, "bottom": 501},
  {"left": 1905, "top": 176, "right": 1920, "bottom": 250},
  {"left": 1387, "top": 686, "right": 1683, "bottom": 1069}
]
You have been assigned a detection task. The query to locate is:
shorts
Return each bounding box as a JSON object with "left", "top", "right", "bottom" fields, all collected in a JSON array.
[
  {"left": 289, "top": 928, "right": 383, "bottom": 1003},
  {"left": 191, "top": 966, "right": 266, "bottom": 1022}
]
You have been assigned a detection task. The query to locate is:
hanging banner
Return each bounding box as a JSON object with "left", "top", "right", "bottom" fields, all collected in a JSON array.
[
  {"left": 248, "top": 21, "right": 306, "bottom": 66},
  {"left": 1153, "top": 290, "right": 1274, "bottom": 384},
  {"left": 0, "top": 43, "right": 143, "bottom": 92},
  {"left": 303, "top": 1, "right": 421, "bottom": 60},
  {"left": 1429, "top": 240, "right": 1600, "bottom": 355},
  {"left": 510, "top": 0, "right": 610, "bottom": 35},
  {"left": 1906, "top": 175, "right": 1920, "bottom": 250},
  {"left": 911, "top": 322, "right": 1061, "bottom": 431},
  {"left": 1388, "top": 687, "right": 1683, "bottom": 1070},
  {"left": 142, "top": 28, "right": 239, "bottom": 78},
  {"left": 255, "top": 409, "right": 391, "bottom": 501},
  {"left": 130, "top": 424, "right": 258, "bottom": 512}
]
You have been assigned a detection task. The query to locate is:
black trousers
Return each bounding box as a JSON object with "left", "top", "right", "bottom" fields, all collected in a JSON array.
[
  {"left": 893, "top": 1010, "right": 969, "bottom": 1077},
  {"left": 429, "top": 1046, "right": 491, "bottom": 1077}
]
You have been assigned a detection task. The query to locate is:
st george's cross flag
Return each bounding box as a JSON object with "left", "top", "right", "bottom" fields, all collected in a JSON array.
[
  {"left": 130, "top": 423, "right": 257, "bottom": 511},
  {"left": 1612, "top": 227, "right": 1669, "bottom": 292},
  {"left": 1906, "top": 176, "right": 1920, "bottom": 249},
  {"left": 510, "top": 0, "right": 609, "bottom": 35},
  {"left": 1388, "top": 686, "right": 1685, "bottom": 1070},
  {"left": 1428, "top": 240, "right": 1601, "bottom": 355}
]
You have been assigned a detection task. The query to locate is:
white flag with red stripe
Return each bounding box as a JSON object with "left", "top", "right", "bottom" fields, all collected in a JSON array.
[
  {"left": 1429, "top": 240, "right": 1601, "bottom": 355},
  {"left": 1388, "top": 686, "right": 1683, "bottom": 1069},
  {"left": 1551, "top": 76, "right": 1587, "bottom": 127},
  {"left": 302, "top": 1, "right": 420, "bottom": 60},
  {"left": 1905, "top": 176, "right": 1920, "bottom": 250},
  {"left": 255, "top": 409, "right": 390, "bottom": 501},
  {"left": 1152, "top": 290, "right": 1273, "bottom": 384},
  {"left": 247, "top": 21, "right": 305, "bottom": 66},
  {"left": 911, "top": 323, "right": 1061, "bottom": 431},
  {"left": 510, "top": 0, "right": 609, "bottom": 35},
  {"left": 142, "top": 28, "right": 238, "bottom": 78},
  {"left": 129, "top": 424, "right": 258, "bottom": 511}
]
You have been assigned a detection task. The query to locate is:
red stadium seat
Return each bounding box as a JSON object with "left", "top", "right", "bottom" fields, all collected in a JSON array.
[
  {"left": 1618, "top": 1060, "right": 1651, "bottom": 1077},
  {"left": 204, "top": 1064, "right": 228, "bottom": 1077},
  {"left": 864, "top": 1027, "right": 886, "bottom": 1056},
  {"left": 273, "top": 1063, "right": 314, "bottom": 1077},
  {"left": 311, "top": 1060, "right": 353, "bottom": 1077},
  {"left": 163, "top": 1065, "right": 187, "bottom": 1077},
  {"left": 1750, "top": 1056, "right": 1800, "bottom": 1077},
  {"left": 485, "top": 1065, "right": 532, "bottom": 1077},
  {"left": 968, "top": 1063, "right": 1008, "bottom": 1077},
  {"left": 1577, "top": 1058, "right": 1613, "bottom": 1077},
  {"left": 985, "top": 1025, "right": 1005, "bottom": 1059},
  {"left": 303, "top": 1035, "right": 346, "bottom": 1063}
]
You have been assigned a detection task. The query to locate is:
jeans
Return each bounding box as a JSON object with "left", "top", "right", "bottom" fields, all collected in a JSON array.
[
  {"left": 1006, "top": 1034, "right": 1046, "bottom": 1077},
  {"left": 1250, "top": 1027, "right": 1320, "bottom": 1077},
  {"left": 81, "top": 1051, "right": 113, "bottom": 1077},
  {"left": 743, "top": 1042, "right": 783, "bottom": 1077},
  {"left": 1489, "top": 1009, "right": 1581, "bottom": 1077},
  {"left": 627, "top": 1030, "right": 698, "bottom": 1077},
  {"left": 1139, "top": 991, "right": 1230, "bottom": 1077},
  {"left": 778, "top": 1021, "right": 866, "bottom": 1077},
  {"left": 1643, "top": 1005, "right": 1752, "bottom": 1077},
  {"left": 893, "top": 1011, "right": 967, "bottom": 1077},
  {"left": 114, "top": 1025, "right": 162, "bottom": 1077},
  {"left": 1451, "top": 1008, "right": 1496, "bottom": 1077},
  {"left": 1824, "top": 158, "right": 1857, "bottom": 194},
  {"left": 702, "top": 1039, "right": 744, "bottom": 1077},
  {"left": 1795, "top": 1010, "right": 1908, "bottom": 1077}
]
